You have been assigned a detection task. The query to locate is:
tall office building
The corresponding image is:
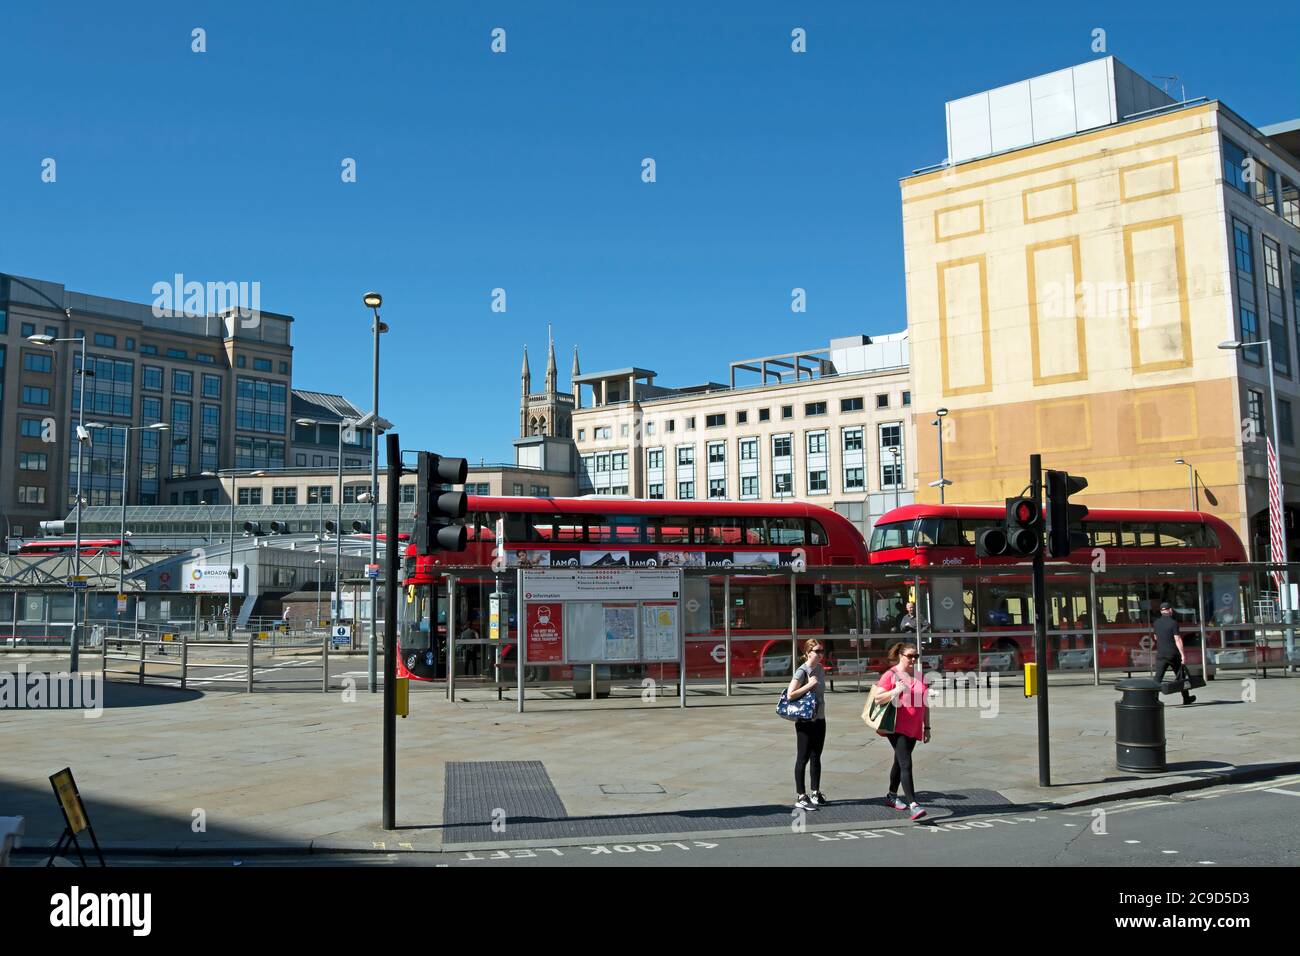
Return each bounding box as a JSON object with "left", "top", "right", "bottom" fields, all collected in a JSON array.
[
  {"left": 901, "top": 57, "right": 1300, "bottom": 558},
  {"left": 0, "top": 272, "right": 366, "bottom": 537}
]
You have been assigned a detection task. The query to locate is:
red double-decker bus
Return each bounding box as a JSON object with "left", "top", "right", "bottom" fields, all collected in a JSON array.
[
  {"left": 17, "top": 538, "right": 131, "bottom": 557},
  {"left": 865, "top": 505, "right": 1248, "bottom": 671},
  {"left": 397, "top": 496, "right": 868, "bottom": 683}
]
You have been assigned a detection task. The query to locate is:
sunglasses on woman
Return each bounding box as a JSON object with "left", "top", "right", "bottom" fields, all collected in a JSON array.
[{"left": 902, "top": 653, "right": 918, "bottom": 660}]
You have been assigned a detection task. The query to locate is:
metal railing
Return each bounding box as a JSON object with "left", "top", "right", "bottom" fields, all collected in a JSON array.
[{"left": 101, "top": 629, "right": 333, "bottom": 692}]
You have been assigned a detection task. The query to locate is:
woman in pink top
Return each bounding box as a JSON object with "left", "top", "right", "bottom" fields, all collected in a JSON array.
[{"left": 871, "top": 641, "right": 931, "bottom": 821}]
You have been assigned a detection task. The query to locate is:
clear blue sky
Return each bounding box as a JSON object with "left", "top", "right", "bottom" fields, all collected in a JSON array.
[{"left": 2, "top": 1, "right": 1295, "bottom": 464}]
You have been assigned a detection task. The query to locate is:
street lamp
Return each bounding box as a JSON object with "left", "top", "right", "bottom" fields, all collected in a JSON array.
[
  {"left": 86, "top": 421, "right": 168, "bottom": 638},
  {"left": 1174, "top": 458, "right": 1196, "bottom": 511},
  {"left": 216, "top": 468, "right": 265, "bottom": 639},
  {"left": 30, "top": 333, "right": 89, "bottom": 670},
  {"left": 929, "top": 408, "right": 952, "bottom": 504},
  {"left": 364, "top": 292, "right": 387, "bottom": 693},
  {"left": 296, "top": 415, "right": 356, "bottom": 630},
  {"left": 1220, "top": 338, "right": 1292, "bottom": 642}
]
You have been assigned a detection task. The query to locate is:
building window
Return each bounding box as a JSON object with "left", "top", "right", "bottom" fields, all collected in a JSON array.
[
  {"left": 20, "top": 418, "right": 46, "bottom": 438},
  {"left": 142, "top": 366, "right": 163, "bottom": 391},
  {"left": 1253, "top": 160, "right": 1278, "bottom": 213},
  {"left": 23, "top": 353, "right": 53, "bottom": 373},
  {"left": 1281, "top": 400, "right": 1294, "bottom": 446},
  {"left": 235, "top": 377, "right": 288, "bottom": 434},
  {"left": 739, "top": 438, "right": 757, "bottom": 460},
  {"left": 18, "top": 486, "right": 47, "bottom": 504},
  {"left": 620, "top": 423, "right": 629, "bottom": 437},
  {"left": 236, "top": 355, "right": 246, "bottom": 368},
  {"left": 781, "top": 405, "right": 793, "bottom": 420},
  {"left": 125, "top": 337, "right": 135, "bottom": 351},
  {"left": 773, "top": 473, "right": 793, "bottom": 496},
  {"left": 902, "top": 391, "right": 911, "bottom": 406},
  {"left": 22, "top": 386, "right": 51, "bottom": 406},
  {"left": 876, "top": 394, "right": 889, "bottom": 409},
  {"left": 840, "top": 397, "right": 863, "bottom": 412},
  {"left": 677, "top": 446, "right": 694, "bottom": 466},
  {"left": 166, "top": 348, "right": 187, "bottom": 361},
  {"left": 530, "top": 484, "right": 550, "bottom": 496},
  {"left": 20, "top": 322, "right": 35, "bottom": 337},
  {"left": 844, "top": 466, "right": 865, "bottom": 491},
  {"left": 709, "top": 478, "right": 726, "bottom": 499},
  {"left": 596, "top": 453, "right": 610, "bottom": 473},
  {"left": 235, "top": 436, "right": 285, "bottom": 470},
  {"left": 238, "top": 487, "right": 263, "bottom": 505},
  {"left": 737, "top": 410, "right": 748, "bottom": 424},
  {"left": 809, "top": 470, "right": 828, "bottom": 493},
  {"left": 611, "top": 452, "right": 628, "bottom": 470},
  {"left": 879, "top": 423, "right": 903, "bottom": 489},
  {"left": 708, "top": 442, "right": 726, "bottom": 464},
  {"left": 312, "top": 454, "right": 324, "bottom": 467},
  {"left": 1263, "top": 237, "right": 1289, "bottom": 376},
  {"left": 759, "top": 408, "right": 770, "bottom": 422},
  {"left": 646, "top": 421, "right": 655, "bottom": 435},
  {"left": 804, "top": 402, "right": 827, "bottom": 416},
  {"left": 296, "top": 453, "right": 307, "bottom": 466},
  {"left": 1247, "top": 389, "right": 1266, "bottom": 438},
  {"left": 254, "top": 357, "right": 273, "bottom": 372},
  {"left": 706, "top": 413, "right": 726, "bottom": 428},
  {"left": 172, "top": 370, "right": 193, "bottom": 394},
  {"left": 19, "top": 452, "right": 48, "bottom": 471},
  {"left": 273, "top": 486, "right": 298, "bottom": 505},
  {"left": 280, "top": 361, "right": 290, "bottom": 375},
  {"left": 577, "top": 429, "right": 585, "bottom": 441},
  {"left": 741, "top": 475, "right": 758, "bottom": 497},
  {"left": 170, "top": 400, "right": 192, "bottom": 477},
  {"left": 512, "top": 483, "right": 524, "bottom": 496},
  {"left": 686, "top": 416, "right": 696, "bottom": 430},
  {"left": 807, "top": 432, "right": 826, "bottom": 454},
  {"left": 400, "top": 485, "right": 416, "bottom": 503},
  {"left": 200, "top": 403, "right": 220, "bottom": 472},
  {"left": 345, "top": 458, "right": 361, "bottom": 467},
  {"left": 93, "top": 333, "right": 116, "bottom": 348},
  {"left": 666, "top": 420, "right": 675, "bottom": 432},
  {"left": 140, "top": 344, "right": 158, "bottom": 356},
  {"left": 773, "top": 435, "right": 792, "bottom": 458},
  {"left": 648, "top": 483, "right": 664, "bottom": 499},
  {"left": 202, "top": 374, "right": 221, "bottom": 398},
  {"left": 677, "top": 481, "right": 695, "bottom": 500},
  {"left": 307, "top": 486, "right": 333, "bottom": 504},
  {"left": 1233, "top": 219, "right": 1262, "bottom": 366},
  {"left": 1282, "top": 177, "right": 1300, "bottom": 228},
  {"left": 843, "top": 427, "right": 863, "bottom": 452},
  {"left": 1222, "top": 137, "right": 1251, "bottom": 195},
  {"left": 648, "top": 449, "right": 664, "bottom": 469}
]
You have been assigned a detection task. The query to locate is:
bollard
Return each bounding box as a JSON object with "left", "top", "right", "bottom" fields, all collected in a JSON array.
[
  {"left": 1023, "top": 661, "right": 1038, "bottom": 698},
  {"left": 1115, "top": 678, "right": 1166, "bottom": 772},
  {"left": 321, "top": 636, "right": 329, "bottom": 693}
]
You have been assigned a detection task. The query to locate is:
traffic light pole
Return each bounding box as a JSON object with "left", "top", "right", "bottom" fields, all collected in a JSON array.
[
  {"left": 382, "top": 432, "right": 400, "bottom": 830},
  {"left": 1031, "top": 454, "right": 1051, "bottom": 787}
]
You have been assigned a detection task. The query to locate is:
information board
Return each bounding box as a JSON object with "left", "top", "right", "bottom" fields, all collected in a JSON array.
[
  {"left": 641, "top": 603, "right": 679, "bottom": 661},
  {"left": 521, "top": 568, "right": 681, "bottom": 602},
  {"left": 526, "top": 602, "right": 564, "bottom": 662}
]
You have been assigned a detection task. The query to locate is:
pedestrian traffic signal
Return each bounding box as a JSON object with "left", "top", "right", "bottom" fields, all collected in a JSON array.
[
  {"left": 415, "top": 451, "right": 468, "bottom": 555},
  {"left": 975, "top": 525, "right": 1007, "bottom": 557},
  {"left": 1046, "top": 469, "right": 1089, "bottom": 558},
  {"left": 1004, "top": 496, "right": 1042, "bottom": 556}
]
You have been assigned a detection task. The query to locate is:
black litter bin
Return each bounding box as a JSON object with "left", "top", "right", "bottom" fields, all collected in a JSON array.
[{"left": 1115, "top": 678, "right": 1166, "bottom": 772}]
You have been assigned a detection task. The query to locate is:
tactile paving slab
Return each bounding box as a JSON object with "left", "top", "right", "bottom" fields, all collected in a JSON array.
[{"left": 442, "top": 761, "right": 1016, "bottom": 846}]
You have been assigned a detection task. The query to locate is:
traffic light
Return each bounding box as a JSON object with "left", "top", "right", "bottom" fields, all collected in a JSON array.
[
  {"left": 975, "top": 497, "right": 1041, "bottom": 558},
  {"left": 324, "top": 520, "right": 337, "bottom": 535},
  {"left": 1004, "top": 496, "right": 1042, "bottom": 557},
  {"left": 243, "top": 520, "right": 263, "bottom": 536},
  {"left": 415, "top": 452, "right": 468, "bottom": 555},
  {"left": 1046, "top": 469, "right": 1089, "bottom": 558},
  {"left": 270, "top": 521, "right": 289, "bottom": 534},
  {"left": 351, "top": 520, "right": 370, "bottom": 534}
]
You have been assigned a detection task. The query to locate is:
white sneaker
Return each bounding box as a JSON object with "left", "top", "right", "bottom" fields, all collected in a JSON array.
[
  {"left": 885, "top": 794, "right": 908, "bottom": 811},
  {"left": 795, "top": 795, "right": 817, "bottom": 811},
  {"left": 810, "top": 791, "right": 829, "bottom": 806},
  {"left": 909, "top": 803, "right": 927, "bottom": 821}
]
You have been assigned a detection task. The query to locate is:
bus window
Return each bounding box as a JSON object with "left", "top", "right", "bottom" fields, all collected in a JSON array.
[
  {"left": 555, "top": 516, "right": 585, "bottom": 542},
  {"left": 695, "top": 516, "right": 742, "bottom": 546},
  {"left": 916, "top": 518, "right": 960, "bottom": 547},
  {"left": 869, "top": 521, "right": 914, "bottom": 551},
  {"left": 958, "top": 518, "right": 998, "bottom": 547},
  {"left": 808, "top": 520, "right": 827, "bottom": 546},
  {"left": 504, "top": 513, "right": 529, "bottom": 543},
  {"left": 649, "top": 516, "right": 690, "bottom": 544},
  {"left": 767, "top": 517, "right": 805, "bottom": 546},
  {"left": 743, "top": 518, "right": 767, "bottom": 545},
  {"left": 1088, "top": 522, "right": 1120, "bottom": 548},
  {"left": 587, "top": 515, "right": 645, "bottom": 544}
]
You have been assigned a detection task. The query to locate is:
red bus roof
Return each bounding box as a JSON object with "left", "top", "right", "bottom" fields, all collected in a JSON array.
[
  {"left": 19, "top": 538, "right": 127, "bottom": 549},
  {"left": 461, "top": 495, "right": 849, "bottom": 519},
  {"left": 875, "top": 504, "right": 1227, "bottom": 525}
]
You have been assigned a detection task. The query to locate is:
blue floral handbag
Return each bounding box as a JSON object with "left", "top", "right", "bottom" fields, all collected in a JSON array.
[{"left": 776, "top": 689, "right": 817, "bottom": 721}]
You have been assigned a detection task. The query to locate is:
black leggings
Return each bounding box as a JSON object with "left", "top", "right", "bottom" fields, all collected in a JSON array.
[
  {"left": 887, "top": 732, "right": 918, "bottom": 804},
  {"left": 794, "top": 719, "right": 827, "bottom": 795}
]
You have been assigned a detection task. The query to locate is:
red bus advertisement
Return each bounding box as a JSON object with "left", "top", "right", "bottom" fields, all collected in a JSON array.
[{"left": 397, "top": 496, "right": 868, "bottom": 683}]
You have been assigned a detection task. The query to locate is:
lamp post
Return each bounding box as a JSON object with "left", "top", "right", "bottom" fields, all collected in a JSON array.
[
  {"left": 86, "top": 421, "right": 168, "bottom": 639},
  {"left": 1220, "top": 339, "right": 1292, "bottom": 645},
  {"left": 216, "top": 469, "right": 265, "bottom": 639},
  {"left": 1174, "top": 458, "right": 1196, "bottom": 511},
  {"left": 296, "top": 415, "right": 355, "bottom": 630},
  {"left": 364, "top": 291, "right": 387, "bottom": 693},
  {"left": 930, "top": 407, "right": 951, "bottom": 504},
  {"left": 29, "top": 333, "right": 88, "bottom": 670}
]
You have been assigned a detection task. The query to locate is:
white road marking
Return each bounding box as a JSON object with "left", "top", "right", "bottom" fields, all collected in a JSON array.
[
  {"left": 1263, "top": 788, "right": 1300, "bottom": 797},
  {"left": 1124, "top": 839, "right": 1141, "bottom": 844},
  {"left": 1161, "top": 850, "right": 1179, "bottom": 854},
  {"left": 1198, "top": 861, "right": 1216, "bottom": 865}
]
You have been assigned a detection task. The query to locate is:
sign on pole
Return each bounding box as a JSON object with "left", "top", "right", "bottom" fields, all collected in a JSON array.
[
  {"left": 331, "top": 625, "right": 352, "bottom": 648},
  {"left": 366, "top": 564, "right": 381, "bottom": 580}
]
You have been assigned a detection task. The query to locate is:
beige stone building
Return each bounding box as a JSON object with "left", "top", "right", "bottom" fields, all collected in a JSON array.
[
  {"left": 568, "top": 334, "right": 915, "bottom": 539},
  {"left": 901, "top": 57, "right": 1300, "bottom": 558}
]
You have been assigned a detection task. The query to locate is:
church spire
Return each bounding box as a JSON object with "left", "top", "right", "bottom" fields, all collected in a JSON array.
[
  {"left": 521, "top": 344, "right": 531, "bottom": 396},
  {"left": 545, "top": 325, "right": 558, "bottom": 394},
  {"left": 572, "top": 345, "right": 582, "bottom": 409}
]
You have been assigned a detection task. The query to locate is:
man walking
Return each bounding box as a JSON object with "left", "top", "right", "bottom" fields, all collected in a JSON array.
[{"left": 1153, "top": 602, "right": 1196, "bottom": 705}]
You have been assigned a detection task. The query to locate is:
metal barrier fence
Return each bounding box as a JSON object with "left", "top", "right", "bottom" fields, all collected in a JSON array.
[{"left": 100, "top": 630, "right": 332, "bottom": 692}]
